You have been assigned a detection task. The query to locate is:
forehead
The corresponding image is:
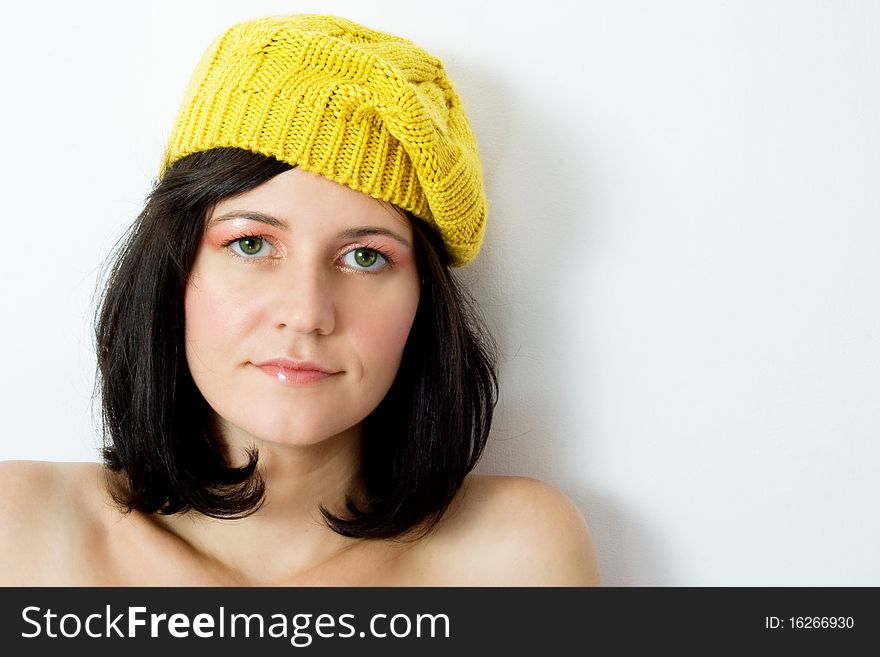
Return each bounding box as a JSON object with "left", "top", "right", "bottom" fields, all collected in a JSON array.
[{"left": 208, "top": 167, "right": 411, "bottom": 235}]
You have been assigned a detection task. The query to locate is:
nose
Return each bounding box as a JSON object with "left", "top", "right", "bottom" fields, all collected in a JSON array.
[{"left": 273, "top": 267, "right": 336, "bottom": 335}]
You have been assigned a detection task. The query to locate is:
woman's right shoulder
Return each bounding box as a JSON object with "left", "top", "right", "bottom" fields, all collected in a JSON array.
[
  {"left": 0, "top": 459, "right": 71, "bottom": 519},
  {"left": 0, "top": 460, "right": 109, "bottom": 585}
]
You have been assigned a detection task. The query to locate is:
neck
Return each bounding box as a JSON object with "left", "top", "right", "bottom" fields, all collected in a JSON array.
[
  {"left": 153, "top": 423, "right": 366, "bottom": 584},
  {"left": 233, "top": 425, "right": 365, "bottom": 521}
]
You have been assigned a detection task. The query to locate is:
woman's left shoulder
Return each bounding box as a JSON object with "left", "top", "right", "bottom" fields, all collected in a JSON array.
[{"left": 420, "top": 475, "right": 600, "bottom": 586}]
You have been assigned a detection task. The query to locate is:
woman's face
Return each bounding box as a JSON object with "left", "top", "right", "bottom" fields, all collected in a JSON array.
[{"left": 184, "top": 167, "right": 421, "bottom": 449}]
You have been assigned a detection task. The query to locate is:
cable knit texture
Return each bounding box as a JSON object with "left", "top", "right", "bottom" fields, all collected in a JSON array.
[{"left": 161, "top": 14, "right": 487, "bottom": 266}]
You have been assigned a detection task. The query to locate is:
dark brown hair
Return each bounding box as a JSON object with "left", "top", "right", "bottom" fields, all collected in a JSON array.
[{"left": 96, "top": 147, "right": 498, "bottom": 539}]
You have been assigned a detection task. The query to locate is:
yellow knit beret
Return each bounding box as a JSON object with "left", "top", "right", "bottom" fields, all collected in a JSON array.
[{"left": 161, "top": 14, "right": 487, "bottom": 266}]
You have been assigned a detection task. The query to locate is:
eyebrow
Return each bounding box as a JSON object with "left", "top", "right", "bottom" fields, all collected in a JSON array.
[{"left": 207, "top": 211, "right": 412, "bottom": 248}]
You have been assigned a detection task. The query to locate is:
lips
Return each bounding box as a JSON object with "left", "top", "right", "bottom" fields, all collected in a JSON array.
[
  {"left": 253, "top": 358, "right": 336, "bottom": 374},
  {"left": 252, "top": 358, "right": 339, "bottom": 386}
]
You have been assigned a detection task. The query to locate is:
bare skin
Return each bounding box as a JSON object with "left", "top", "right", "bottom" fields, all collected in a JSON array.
[
  {"left": 0, "top": 461, "right": 599, "bottom": 586},
  {"left": 0, "top": 169, "right": 600, "bottom": 586}
]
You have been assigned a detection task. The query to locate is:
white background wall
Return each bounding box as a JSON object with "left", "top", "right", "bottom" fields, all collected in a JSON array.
[{"left": 1, "top": 0, "right": 877, "bottom": 586}]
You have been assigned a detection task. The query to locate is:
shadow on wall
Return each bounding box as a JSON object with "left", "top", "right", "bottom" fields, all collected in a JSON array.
[{"left": 447, "top": 62, "right": 667, "bottom": 586}]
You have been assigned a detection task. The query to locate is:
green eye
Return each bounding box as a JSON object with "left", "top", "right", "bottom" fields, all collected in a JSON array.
[
  {"left": 227, "top": 235, "right": 277, "bottom": 260},
  {"left": 353, "top": 248, "right": 378, "bottom": 268},
  {"left": 237, "top": 237, "right": 263, "bottom": 255},
  {"left": 341, "top": 247, "right": 390, "bottom": 273}
]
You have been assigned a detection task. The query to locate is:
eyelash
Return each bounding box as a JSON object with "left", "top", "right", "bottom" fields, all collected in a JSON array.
[{"left": 220, "top": 233, "right": 396, "bottom": 274}]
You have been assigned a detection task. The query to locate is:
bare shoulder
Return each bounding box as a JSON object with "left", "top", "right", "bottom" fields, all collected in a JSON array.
[
  {"left": 419, "top": 475, "right": 600, "bottom": 586},
  {"left": 0, "top": 460, "right": 69, "bottom": 528},
  {"left": 0, "top": 460, "right": 108, "bottom": 585}
]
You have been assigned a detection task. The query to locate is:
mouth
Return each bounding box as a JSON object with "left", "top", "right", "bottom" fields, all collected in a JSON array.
[{"left": 252, "top": 359, "right": 341, "bottom": 386}]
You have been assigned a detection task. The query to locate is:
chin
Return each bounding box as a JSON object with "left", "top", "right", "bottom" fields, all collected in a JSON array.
[{"left": 222, "top": 415, "right": 362, "bottom": 449}]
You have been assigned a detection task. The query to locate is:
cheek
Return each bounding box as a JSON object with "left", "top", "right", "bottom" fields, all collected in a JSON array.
[
  {"left": 184, "top": 272, "right": 255, "bottom": 355},
  {"left": 346, "top": 284, "right": 420, "bottom": 367}
]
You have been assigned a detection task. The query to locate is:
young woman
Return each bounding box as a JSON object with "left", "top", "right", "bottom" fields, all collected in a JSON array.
[{"left": 0, "top": 14, "right": 598, "bottom": 586}]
